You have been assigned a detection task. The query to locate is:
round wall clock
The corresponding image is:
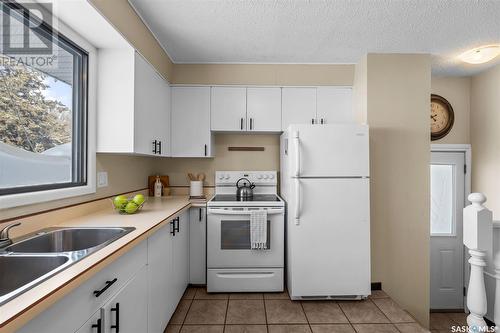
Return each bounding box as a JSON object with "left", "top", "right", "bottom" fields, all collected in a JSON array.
[{"left": 430, "top": 94, "right": 454, "bottom": 141}]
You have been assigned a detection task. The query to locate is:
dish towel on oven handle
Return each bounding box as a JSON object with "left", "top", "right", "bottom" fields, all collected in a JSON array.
[{"left": 250, "top": 209, "right": 267, "bottom": 250}]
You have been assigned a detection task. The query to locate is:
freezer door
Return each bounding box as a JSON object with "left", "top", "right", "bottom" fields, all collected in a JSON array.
[
  {"left": 287, "top": 178, "right": 370, "bottom": 297},
  {"left": 288, "top": 124, "right": 369, "bottom": 177}
]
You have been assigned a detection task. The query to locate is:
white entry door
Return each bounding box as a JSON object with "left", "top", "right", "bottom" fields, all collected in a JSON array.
[{"left": 430, "top": 152, "right": 465, "bottom": 309}]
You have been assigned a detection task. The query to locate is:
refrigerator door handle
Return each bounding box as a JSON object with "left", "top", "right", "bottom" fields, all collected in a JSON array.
[
  {"left": 293, "top": 130, "right": 300, "bottom": 177},
  {"left": 294, "top": 178, "right": 300, "bottom": 225}
]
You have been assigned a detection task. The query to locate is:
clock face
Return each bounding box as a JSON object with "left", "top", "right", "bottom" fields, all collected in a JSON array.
[{"left": 430, "top": 95, "right": 454, "bottom": 141}]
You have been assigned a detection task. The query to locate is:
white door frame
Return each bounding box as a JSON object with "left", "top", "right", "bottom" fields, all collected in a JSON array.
[{"left": 430, "top": 144, "right": 471, "bottom": 311}]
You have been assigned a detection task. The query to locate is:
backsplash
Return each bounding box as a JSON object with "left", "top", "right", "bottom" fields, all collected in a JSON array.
[{"left": 156, "top": 134, "right": 280, "bottom": 186}]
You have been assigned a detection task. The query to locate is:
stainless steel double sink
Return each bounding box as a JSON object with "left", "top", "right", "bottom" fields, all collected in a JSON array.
[{"left": 0, "top": 227, "right": 135, "bottom": 305}]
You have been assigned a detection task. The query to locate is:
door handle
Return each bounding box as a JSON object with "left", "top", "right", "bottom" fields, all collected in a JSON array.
[
  {"left": 199, "top": 208, "right": 202, "bottom": 221},
  {"left": 294, "top": 178, "right": 300, "bottom": 225},
  {"left": 152, "top": 140, "right": 157, "bottom": 154},
  {"left": 173, "top": 216, "right": 180, "bottom": 232},
  {"left": 91, "top": 318, "right": 102, "bottom": 333},
  {"left": 93, "top": 278, "right": 118, "bottom": 297},
  {"left": 170, "top": 220, "right": 176, "bottom": 236},
  {"left": 293, "top": 130, "right": 300, "bottom": 177},
  {"left": 110, "top": 303, "right": 120, "bottom": 332}
]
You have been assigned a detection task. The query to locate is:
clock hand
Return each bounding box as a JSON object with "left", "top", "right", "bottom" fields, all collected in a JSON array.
[{"left": 431, "top": 115, "right": 437, "bottom": 121}]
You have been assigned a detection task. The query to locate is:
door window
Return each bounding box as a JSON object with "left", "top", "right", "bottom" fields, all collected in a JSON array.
[{"left": 430, "top": 164, "right": 455, "bottom": 235}]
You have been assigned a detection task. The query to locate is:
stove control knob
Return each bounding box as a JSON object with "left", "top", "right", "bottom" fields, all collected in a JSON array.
[
  {"left": 263, "top": 175, "right": 269, "bottom": 179},
  {"left": 218, "top": 174, "right": 224, "bottom": 180},
  {"left": 257, "top": 175, "right": 263, "bottom": 179},
  {"left": 225, "top": 174, "right": 230, "bottom": 180},
  {"left": 269, "top": 174, "right": 275, "bottom": 179}
]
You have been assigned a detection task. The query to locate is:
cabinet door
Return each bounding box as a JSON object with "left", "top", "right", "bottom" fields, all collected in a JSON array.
[
  {"left": 211, "top": 87, "right": 247, "bottom": 131},
  {"left": 316, "top": 87, "right": 353, "bottom": 124},
  {"left": 76, "top": 309, "right": 103, "bottom": 333},
  {"left": 189, "top": 207, "right": 206, "bottom": 284},
  {"left": 172, "top": 211, "right": 190, "bottom": 301},
  {"left": 247, "top": 87, "right": 282, "bottom": 132},
  {"left": 282, "top": 87, "right": 317, "bottom": 130},
  {"left": 156, "top": 81, "right": 171, "bottom": 156},
  {"left": 103, "top": 266, "right": 148, "bottom": 333},
  {"left": 171, "top": 87, "right": 212, "bottom": 157},
  {"left": 148, "top": 222, "right": 175, "bottom": 333}
]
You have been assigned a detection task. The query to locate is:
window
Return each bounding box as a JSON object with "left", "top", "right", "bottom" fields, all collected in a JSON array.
[
  {"left": 0, "top": 1, "right": 89, "bottom": 196},
  {"left": 430, "top": 164, "right": 455, "bottom": 235}
]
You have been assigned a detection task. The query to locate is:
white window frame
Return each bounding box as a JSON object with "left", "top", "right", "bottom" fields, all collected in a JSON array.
[{"left": 0, "top": 4, "right": 97, "bottom": 209}]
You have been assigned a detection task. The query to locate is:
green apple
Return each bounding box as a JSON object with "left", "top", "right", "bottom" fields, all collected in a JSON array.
[
  {"left": 113, "top": 195, "right": 128, "bottom": 209},
  {"left": 124, "top": 201, "right": 139, "bottom": 214},
  {"left": 132, "top": 194, "right": 145, "bottom": 206}
]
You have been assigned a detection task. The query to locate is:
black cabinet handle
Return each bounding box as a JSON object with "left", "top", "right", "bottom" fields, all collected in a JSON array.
[
  {"left": 240, "top": 118, "right": 244, "bottom": 130},
  {"left": 93, "top": 278, "right": 117, "bottom": 297},
  {"left": 152, "top": 140, "right": 157, "bottom": 154},
  {"left": 250, "top": 118, "right": 253, "bottom": 130},
  {"left": 204, "top": 144, "right": 207, "bottom": 156},
  {"left": 311, "top": 118, "right": 315, "bottom": 124},
  {"left": 174, "top": 216, "right": 180, "bottom": 232},
  {"left": 170, "top": 220, "right": 176, "bottom": 236},
  {"left": 158, "top": 141, "right": 162, "bottom": 155},
  {"left": 199, "top": 208, "right": 202, "bottom": 221},
  {"left": 111, "top": 303, "right": 120, "bottom": 332},
  {"left": 320, "top": 118, "right": 324, "bottom": 124},
  {"left": 92, "top": 318, "right": 102, "bottom": 333}
]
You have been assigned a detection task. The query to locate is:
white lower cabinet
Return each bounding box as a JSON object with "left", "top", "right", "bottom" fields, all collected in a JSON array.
[
  {"left": 18, "top": 210, "right": 191, "bottom": 333},
  {"left": 189, "top": 207, "right": 206, "bottom": 284},
  {"left": 148, "top": 220, "right": 175, "bottom": 333},
  {"left": 102, "top": 266, "right": 148, "bottom": 333},
  {"left": 172, "top": 211, "right": 190, "bottom": 302},
  {"left": 148, "top": 210, "right": 190, "bottom": 333},
  {"left": 76, "top": 266, "right": 148, "bottom": 333}
]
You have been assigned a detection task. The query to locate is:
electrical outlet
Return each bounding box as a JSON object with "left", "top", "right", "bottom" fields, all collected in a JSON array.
[{"left": 97, "top": 171, "right": 108, "bottom": 188}]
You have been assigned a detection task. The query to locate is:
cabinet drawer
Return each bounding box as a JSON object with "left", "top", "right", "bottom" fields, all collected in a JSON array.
[
  {"left": 18, "top": 241, "right": 147, "bottom": 333},
  {"left": 207, "top": 268, "right": 283, "bottom": 293}
]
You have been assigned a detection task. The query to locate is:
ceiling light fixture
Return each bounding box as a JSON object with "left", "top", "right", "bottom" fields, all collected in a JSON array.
[{"left": 459, "top": 45, "right": 500, "bottom": 64}]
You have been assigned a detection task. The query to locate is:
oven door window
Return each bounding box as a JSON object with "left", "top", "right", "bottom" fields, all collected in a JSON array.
[{"left": 221, "top": 220, "right": 271, "bottom": 250}]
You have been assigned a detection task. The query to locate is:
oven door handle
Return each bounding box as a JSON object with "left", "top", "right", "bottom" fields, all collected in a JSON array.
[{"left": 207, "top": 208, "right": 284, "bottom": 215}]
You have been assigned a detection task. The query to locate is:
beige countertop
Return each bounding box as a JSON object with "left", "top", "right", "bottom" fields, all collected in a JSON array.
[{"left": 0, "top": 196, "right": 202, "bottom": 332}]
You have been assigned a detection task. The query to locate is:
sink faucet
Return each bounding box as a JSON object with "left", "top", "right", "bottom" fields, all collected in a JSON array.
[{"left": 0, "top": 222, "right": 21, "bottom": 248}]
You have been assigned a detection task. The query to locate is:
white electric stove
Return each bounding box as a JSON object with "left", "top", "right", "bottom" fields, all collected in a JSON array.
[{"left": 206, "top": 171, "right": 285, "bottom": 292}]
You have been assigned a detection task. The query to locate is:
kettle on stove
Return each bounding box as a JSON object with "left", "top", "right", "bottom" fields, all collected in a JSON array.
[{"left": 236, "top": 177, "right": 255, "bottom": 199}]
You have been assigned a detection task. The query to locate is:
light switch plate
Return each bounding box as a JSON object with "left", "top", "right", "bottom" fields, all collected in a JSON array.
[{"left": 97, "top": 171, "right": 108, "bottom": 188}]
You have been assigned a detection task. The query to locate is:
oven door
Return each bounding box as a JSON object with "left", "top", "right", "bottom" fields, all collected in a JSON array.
[{"left": 207, "top": 207, "right": 285, "bottom": 268}]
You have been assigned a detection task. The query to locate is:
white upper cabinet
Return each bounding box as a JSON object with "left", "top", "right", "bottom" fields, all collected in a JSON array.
[
  {"left": 134, "top": 53, "right": 171, "bottom": 156},
  {"left": 247, "top": 87, "right": 282, "bottom": 132},
  {"left": 171, "top": 87, "right": 213, "bottom": 157},
  {"left": 211, "top": 87, "right": 247, "bottom": 131},
  {"left": 282, "top": 87, "right": 317, "bottom": 130},
  {"left": 97, "top": 50, "right": 170, "bottom": 156},
  {"left": 316, "top": 87, "right": 353, "bottom": 124}
]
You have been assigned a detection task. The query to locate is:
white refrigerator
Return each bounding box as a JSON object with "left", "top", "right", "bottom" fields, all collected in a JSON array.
[{"left": 280, "top": 124, "right": 371, "bottom": 299}]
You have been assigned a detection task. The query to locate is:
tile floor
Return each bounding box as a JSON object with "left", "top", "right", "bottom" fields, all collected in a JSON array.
[
  {"left": 165, "top": 288, "right": 442, "bottom": 333},
  {"left": 429, "top": 312, "right": 468, "bottom": 333}
]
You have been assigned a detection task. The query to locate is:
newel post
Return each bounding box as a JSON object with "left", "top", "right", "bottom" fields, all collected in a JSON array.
[{"left": 463, "top": 193, "right": 493, "bottom": 330}]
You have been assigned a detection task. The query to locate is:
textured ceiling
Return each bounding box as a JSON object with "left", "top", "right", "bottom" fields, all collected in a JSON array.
[{"left": 129, "top": 0, "right": 500, "bottom": 76}]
